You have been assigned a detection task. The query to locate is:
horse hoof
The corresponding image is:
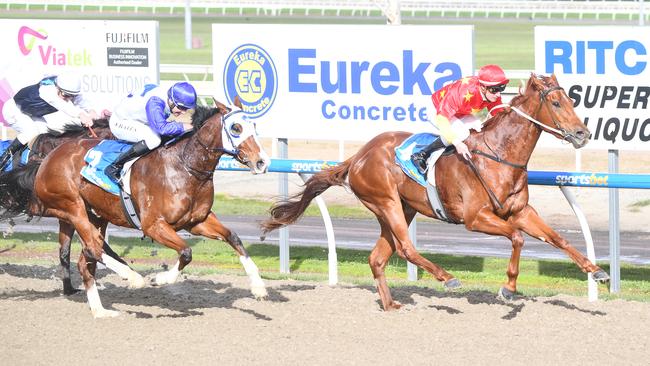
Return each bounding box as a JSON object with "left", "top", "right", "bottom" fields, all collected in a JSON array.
[
  {"left": 444, "top": 278, "right": 462, "bottom": 291},
  {"left": 384, "top": 301, "right": 402, "bottom": 311},
  {"left": 251, "top": 285, "right": 268, "bottom": 299},
  {"left": 128, "top": 273, "right": 146, "bottom": 289},
  {"left": 63, "top": 287, "right": 81, "bottom": 296},
  {"left": 92, "top": 308, "right": 120, "bottom": 318},
  {"left": 497, "top": 287, "right": 515, "bottom": 301},
  {"left": 592, "top": 269, "right": 610, "bottom": 283}
]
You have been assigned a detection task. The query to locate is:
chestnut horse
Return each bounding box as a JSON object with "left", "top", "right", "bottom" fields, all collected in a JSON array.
[
  {"left": 262, "top": 74, "right": 610, "bottom": 310},
  {"left": 0, "top": 100, "right": 270, "bottom": 317}
]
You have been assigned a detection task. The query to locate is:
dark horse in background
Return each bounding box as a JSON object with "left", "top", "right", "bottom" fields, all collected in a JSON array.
[
  {"left": 0, "top": 99, "right": 270, "bottom": 318},
  {"left": 1, "top": 119, "right": 114, "bottom": 295},
  {"left": 262, "top": 74, "right": 610, "bottom": 310}
]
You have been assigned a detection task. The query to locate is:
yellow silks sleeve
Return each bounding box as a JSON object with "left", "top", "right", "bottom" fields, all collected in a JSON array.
[{"left": 434, "top": 114, "right": 457, "bottom": 143}]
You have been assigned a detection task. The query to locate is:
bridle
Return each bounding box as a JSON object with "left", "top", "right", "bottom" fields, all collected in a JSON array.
[
  {"left": 179, "top": 109, "right": 250, "bottom": 180},
  {"left": 474, "top": 84, "right": 572, "bottom": 171}
]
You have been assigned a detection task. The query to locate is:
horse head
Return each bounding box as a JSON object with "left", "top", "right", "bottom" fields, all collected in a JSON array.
[
  {"left": 213, "top": 97, "right": 270, "bottom": 174},
  {"left": 520, "top": 74, "right": 589, "bottom": 148}
]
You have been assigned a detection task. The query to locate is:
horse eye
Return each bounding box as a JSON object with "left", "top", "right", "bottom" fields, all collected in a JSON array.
[
  {"left": 230, "top": 123, "right": 243, "bottom": 136},
  {"left": 552, "top": 101, "right": 560, "bottom": 107}
]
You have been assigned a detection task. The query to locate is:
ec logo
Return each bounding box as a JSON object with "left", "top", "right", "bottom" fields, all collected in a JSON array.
[{"left": 223, "top": 44, "right": 277, "bottom": 118}]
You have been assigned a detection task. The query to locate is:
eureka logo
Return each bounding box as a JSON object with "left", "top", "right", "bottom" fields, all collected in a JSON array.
[
  {"left": 223, "top": 44, "right": 277, "bottom": 118},
  {"left": 18, "top": 26, "right": 92, "bottom": 66}
]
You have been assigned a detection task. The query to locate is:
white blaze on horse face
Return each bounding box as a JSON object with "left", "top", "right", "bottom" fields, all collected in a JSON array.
[{"left": 222, "top": 109, "right": 270, "bottom": 174}]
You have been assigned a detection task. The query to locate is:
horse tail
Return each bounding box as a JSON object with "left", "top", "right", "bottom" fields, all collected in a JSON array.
[
  {"left": 0, "top": 162, "right": 42, "bottom": 219},
  {"left": 261, "top": 159, "right": 351, "bottom": 235}
]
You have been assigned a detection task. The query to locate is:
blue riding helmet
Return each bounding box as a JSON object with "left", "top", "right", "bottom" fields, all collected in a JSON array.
[{"left": 167, "top": 82, "right": 197, "bottom": 109}]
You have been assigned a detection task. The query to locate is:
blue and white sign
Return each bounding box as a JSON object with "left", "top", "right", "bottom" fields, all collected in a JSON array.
[
  {"left": 213, "top": 25, "right": 474, "bottom": 141},
  {"left": 535, "top": 26, "right": 650, "bottom": 151}
]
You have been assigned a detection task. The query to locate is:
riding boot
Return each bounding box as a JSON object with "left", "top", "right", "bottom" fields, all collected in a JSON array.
[
  {"left": 0, "top": 139, "right": 26, "bottom": 172},
  {"left": 410, "top": 138, "right": 446, "bottom": 174},
  {"left": 104, "top": 141, "right": 150, "bottom": 186}
]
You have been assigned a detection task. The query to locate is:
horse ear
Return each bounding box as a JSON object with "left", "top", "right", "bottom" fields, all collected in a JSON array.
[
  {"left": 528, "top": 73, "right": 545, "bottom": 91},
  {"left": 234, "top": 95, "right": 243, "bottom": 109},
  {"left": 550, "top": 73, "right": 559, "bottom": 84},
  {"left": 519, "top": 79, "right": 527, "bottom": 95},
  {"left": 212, "top": 98, "right": 230, "bottom": 115}
]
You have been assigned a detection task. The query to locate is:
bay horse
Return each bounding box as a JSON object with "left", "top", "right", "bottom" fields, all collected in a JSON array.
[
  {"left": 1, "top": 119, "right": 115, "bottom": 296},
  {"left": 262, "top": 74, "right": 610, "bottom": 310},
  {"left": 0, "top": 99, "right": 270, "bottom": 318}
]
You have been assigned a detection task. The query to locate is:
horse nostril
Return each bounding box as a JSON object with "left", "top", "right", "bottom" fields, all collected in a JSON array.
[
  {"left": 576, "top": 130, "right": 587, "bottom": 139},
  {"left": 256, "top": 160, "right": 266, "bottom": 170}
]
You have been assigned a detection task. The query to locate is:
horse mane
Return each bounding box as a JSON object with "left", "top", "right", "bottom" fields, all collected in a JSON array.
[
  {"left": 191, "top": 106, "right": 220, "bottom": 131},
  {"left": 483, "top": 74, "right": 556, "bottom": 128},
  {"left": 47, "top": 118, "right": 111, "bottom": 138}
]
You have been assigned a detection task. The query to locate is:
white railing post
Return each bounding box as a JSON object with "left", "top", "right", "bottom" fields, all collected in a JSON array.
[{"left": 278, "top": 138, "right": 290, "bottom": 273}]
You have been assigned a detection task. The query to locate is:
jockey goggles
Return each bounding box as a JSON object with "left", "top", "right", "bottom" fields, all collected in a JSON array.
[
  {"left": 486, "top": 84, "right": 507, "bottom": 94},
  {"left": 171, "top": 102, "right": 190, "bottom": 111}
]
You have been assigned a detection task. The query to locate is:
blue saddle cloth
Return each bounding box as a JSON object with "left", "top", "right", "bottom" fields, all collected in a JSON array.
[
  {"left": 394, "top": 133, "right": 438, "bottom": 187},
  {"left": 80, "top": 140, "right": 133, "bottom": 195},
  {"left": 0, "top": 139, "right": 30, "bottom": 172}
]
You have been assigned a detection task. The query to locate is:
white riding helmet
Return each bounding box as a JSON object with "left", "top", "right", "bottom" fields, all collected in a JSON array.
[{"left": 55, "top": 72, "right": 82, "bottom": 95}]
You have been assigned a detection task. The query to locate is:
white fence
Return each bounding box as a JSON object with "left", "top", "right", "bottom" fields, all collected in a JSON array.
[{"left": 4, "top": 0, "right": 650, "bottom": 21}]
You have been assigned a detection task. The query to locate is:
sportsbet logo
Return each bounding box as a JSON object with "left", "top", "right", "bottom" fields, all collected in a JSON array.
[{"left": 223, "top": 44, "right": 277, "bottom": 118}]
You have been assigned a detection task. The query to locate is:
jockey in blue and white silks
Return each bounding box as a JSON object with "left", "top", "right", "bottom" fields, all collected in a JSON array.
[
  {"left": 105, "top": 82, "right": 197, "bottom": 186},
  {"left": 0, "top": 72, "right": 100, "bottom": 171}
]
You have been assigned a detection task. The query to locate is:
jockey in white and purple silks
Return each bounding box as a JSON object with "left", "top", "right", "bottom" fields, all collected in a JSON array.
[{"left": 105, "top": 82, "right": 197, "bottom": 186}]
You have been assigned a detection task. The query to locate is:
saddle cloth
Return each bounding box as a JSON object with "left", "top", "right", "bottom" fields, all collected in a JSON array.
[
  {"left": 0, "top": 139, "right": 30, "bottom": 172},
  {"left": 80, "top": 140, "right": 139, "bottom": 195},
  {"left": 394, "top": 133, "right": 450, "bottom": 222}
]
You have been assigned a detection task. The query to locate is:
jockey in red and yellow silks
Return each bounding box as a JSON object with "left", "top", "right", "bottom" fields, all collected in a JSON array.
[{"left": 411, "top": 64, "right": 510, "bottom": 174}]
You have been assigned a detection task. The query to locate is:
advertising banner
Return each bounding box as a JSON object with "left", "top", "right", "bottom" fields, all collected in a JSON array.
[
  {"left": 212, "top": 24, "right": 473, "bottom": 141},
  {"left": 535, "top": 26, "right": 650, "bottom": 151},
  {"left": 0, "top": 19, "right": 159, "bottom": 124}
]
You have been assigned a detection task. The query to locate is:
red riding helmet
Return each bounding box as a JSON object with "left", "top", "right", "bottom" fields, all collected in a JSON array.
[{"left": 478, "top": 64, "right": 509, "bottom": 86}]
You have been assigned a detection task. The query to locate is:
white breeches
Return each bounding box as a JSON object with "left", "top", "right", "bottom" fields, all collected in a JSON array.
[
  {"left": 109, "top": 116, "right": 161, "bottom": 149},
  {"left": 428, "top": 106, "right": 482, "bottom": 146},
  {"left": 1, "top": 99, "right": 48, "bottom": 144}
]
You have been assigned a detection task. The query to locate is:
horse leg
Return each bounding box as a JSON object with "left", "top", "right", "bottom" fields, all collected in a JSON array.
[
  {"left": 77, "top": 248, "right": 119, "bottom": 318},
  {"left": 376, "top": 201, "right": 458, "bottom": 286},
  {"left": 189, "top": 212, "right": 267, "bottom": 299},
  {"left": 143, "top": 221, "right": 192, "bottom": 286},
  {"left": 464, "top": 207, "right": 526, "bottom": 300},
  {"left": 362, "top": 198, "right": 458, "bottom": 311},
  {"left": 369, "top": 218, "right": 400, "bottom": 310},
  {"left": 510, "top": 205, "right": 609, "bottom": 281},
  {"left": 89, "top": 215, "right": 145, "bottom": 289},
  {"left": 58, "top": 220, "right": 79, "bottom": 295}
]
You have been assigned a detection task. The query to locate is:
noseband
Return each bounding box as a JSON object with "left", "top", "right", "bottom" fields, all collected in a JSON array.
[{"left": 536, "top": 85, "right": 572, "bottom": 141}]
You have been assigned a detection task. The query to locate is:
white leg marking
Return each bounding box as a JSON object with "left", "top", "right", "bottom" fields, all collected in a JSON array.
[
  {"left": 239, "top": 256, "right": 267, "bottom": 299},
  {"left": 101, "top": 253, "right": 145, "bottom": 289},
  {"left": 154, "top": 260, "right": 181, "bottom": 286},
  {"left": 87, "top": 282, "right": 119, "bottom": 318}
]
